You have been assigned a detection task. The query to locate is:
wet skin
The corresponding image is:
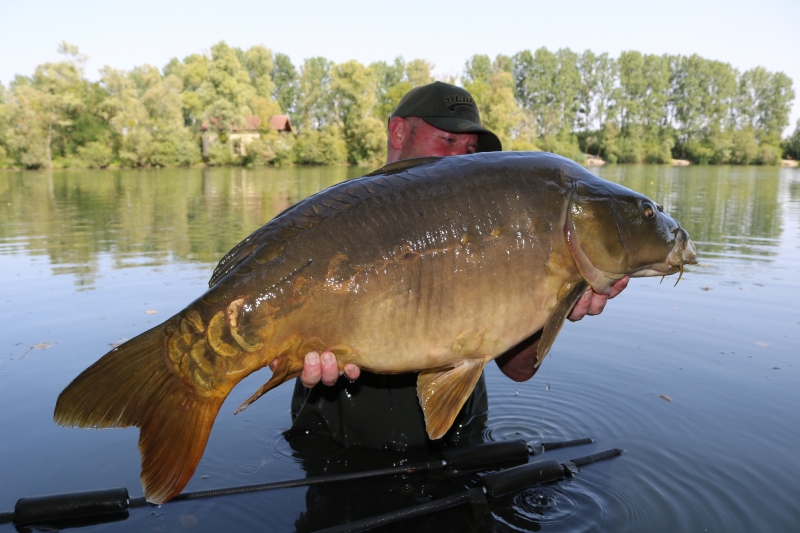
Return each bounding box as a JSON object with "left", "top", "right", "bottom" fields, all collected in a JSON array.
[{"left": 293, "top": 116, "right": 629, "bottom": 387}]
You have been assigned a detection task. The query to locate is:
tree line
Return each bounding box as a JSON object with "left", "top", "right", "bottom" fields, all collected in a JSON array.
[{"left": 0, "top": 41, "right": 797, "bottom": 169}]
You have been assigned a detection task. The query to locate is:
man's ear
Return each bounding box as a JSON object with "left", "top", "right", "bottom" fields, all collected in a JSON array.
[{"left": 388, "top": 117, "right": 410, "bottom": 150}]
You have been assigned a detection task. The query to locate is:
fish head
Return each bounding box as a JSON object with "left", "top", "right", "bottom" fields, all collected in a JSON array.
[{"left": 565, "top": 180, "right": 697, "bottom": 294}]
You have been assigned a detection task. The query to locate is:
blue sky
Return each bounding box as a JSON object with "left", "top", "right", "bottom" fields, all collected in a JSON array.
[{"left": 1, "top": 0, "right": 797, "bottom": 133}]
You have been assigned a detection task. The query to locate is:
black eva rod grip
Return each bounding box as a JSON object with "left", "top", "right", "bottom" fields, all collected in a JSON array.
[
  {"left": 442, "top": 440, "right": 529, "bottom": 470},
  {"left": 480, "top": 458, "right": 564, "bottom": 497},
  {"left": 13, "top": 488, "right": 129, "bottom": 526}
]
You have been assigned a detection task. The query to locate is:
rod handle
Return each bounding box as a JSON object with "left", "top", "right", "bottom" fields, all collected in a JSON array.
[
  {"left": 13, "top": 488, "right": 130, "bottom": 526},
  {"left": 442, "top": 440, "right": 529, "bottom": 470},
  {"left": 480, "top": 457, "right": 564, "bottom": 497}
]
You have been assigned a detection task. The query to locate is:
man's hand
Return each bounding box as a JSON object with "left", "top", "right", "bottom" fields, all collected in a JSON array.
[
  {"left": 567, "top": 276, "right": 629, "bottom": 322},
  {"left": 270, "top": 350, "right": 361, "bottom": 389}
]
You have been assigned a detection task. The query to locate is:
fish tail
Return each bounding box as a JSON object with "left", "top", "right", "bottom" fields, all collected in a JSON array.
[{"left": 54, "top": 319, "right": 225, "bottom": 504}]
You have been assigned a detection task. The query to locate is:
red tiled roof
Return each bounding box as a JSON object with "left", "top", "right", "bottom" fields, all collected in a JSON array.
[
  {"left": 242, "top": 115, "right": 261, "bottom": 131},
  {"left": 269, "top": 115, "right": 293, "bottom": 132}
]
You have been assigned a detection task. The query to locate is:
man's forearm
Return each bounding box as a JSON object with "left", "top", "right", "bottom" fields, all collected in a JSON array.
[{"left": 495, "top": 330, "right": 543, "bottom": 382}]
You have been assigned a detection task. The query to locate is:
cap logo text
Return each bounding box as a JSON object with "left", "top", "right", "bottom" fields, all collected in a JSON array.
[{"left": 445, "top": 95, "right": 476, "bottom": 111}]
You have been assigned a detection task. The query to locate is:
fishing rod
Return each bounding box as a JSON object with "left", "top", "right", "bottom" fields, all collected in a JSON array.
[
  {"left": 0, "top": 437, "right": 592, "bottom": 528},
  {"left": 313, "top": 448, "right": 624, "bottom": 533}
]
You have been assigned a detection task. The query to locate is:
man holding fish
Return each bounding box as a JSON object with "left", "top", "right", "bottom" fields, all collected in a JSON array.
[
  {"left": 289, "top": 81, "right": 629, "bottom": 448},
  {"left": 57, "top": 78, "right": 698, "bottom": 504}
]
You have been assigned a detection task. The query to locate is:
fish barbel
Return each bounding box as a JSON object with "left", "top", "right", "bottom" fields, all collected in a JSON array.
[{"left": 54, "top": 152, "right": 697, "bottom": 503}]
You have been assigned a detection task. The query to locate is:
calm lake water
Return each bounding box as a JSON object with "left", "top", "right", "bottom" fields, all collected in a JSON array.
[{"left": 1, "top": 162, "right": 798, "bottom": 532}]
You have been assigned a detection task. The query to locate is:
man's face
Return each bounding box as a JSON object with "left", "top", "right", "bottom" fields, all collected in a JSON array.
[{"left": 391, "top": 117, "right": 479, "bottom": 162}]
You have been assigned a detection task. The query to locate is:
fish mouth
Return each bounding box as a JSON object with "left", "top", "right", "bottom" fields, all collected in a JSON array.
[
  {"left": 631, "top": 229, "right": 698, "bottom": 283},
  {"left": 668, "top": 230, "right": 698, "bottom": 267}
]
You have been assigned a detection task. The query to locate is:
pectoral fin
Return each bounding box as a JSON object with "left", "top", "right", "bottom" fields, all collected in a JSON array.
[
  {"left": 535, "top": 280, "right": 589, "bottom": 368},
  {"left": 234, "top": 352, "right": 304, "bottom": 414},
  {"left": 416, "top": 358, "right": 486, "bottom": 440}
]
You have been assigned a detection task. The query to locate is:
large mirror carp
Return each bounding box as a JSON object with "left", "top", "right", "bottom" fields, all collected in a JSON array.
[{"left": 55, "top": 152, "right": 697, "bottom": 503}]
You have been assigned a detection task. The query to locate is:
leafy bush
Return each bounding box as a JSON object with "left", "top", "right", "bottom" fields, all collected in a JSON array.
[
  {"left": 0, "top": 145, "right": 11, "bottom": 168},
  {"left": 150, "top": 135, "right": 201, "bottom": 167},
  {"left": 206, "top": 141, "right": 236, "bottom": 166},
  {"left": 754, "top": 144, "right": 782, "bottom": 165},
  {"left": 77, "top": 141, "right": 114, "bottom": 168},
  {"left": 243, "top": 138, "right": 276, "bottom": 167},
  {"left": 294, "top": 127, "right": 347, "bottom": 165},
  {"left": 782, "top": 120, "right": 800, "bottom": 160},
  {"left": 539, "top": 132, "right": 585, "bottom": 163}
]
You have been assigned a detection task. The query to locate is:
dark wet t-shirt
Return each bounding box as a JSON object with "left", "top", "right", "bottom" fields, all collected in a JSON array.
[{"left": 287, "top": 371, "right": 489, "bottom": 450}]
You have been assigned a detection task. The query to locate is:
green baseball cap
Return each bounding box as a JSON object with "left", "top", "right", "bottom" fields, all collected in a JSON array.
[{"left": 390, "top": 81, "right": 502, "bottom": 152}]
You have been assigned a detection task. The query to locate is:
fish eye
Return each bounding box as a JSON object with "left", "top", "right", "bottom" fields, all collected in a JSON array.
[{"left": 643, "top": 205, "right": 656, "bottom": 219}]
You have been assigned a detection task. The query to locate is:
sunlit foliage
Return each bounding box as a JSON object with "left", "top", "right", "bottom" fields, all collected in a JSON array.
[{"left": 0, "top": 43, "right": 794, "bottom": 169}]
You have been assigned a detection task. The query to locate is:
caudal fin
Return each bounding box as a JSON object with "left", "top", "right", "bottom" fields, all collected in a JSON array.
[{"left": 54, "top": 320, "right": 224, "bottom": 504}]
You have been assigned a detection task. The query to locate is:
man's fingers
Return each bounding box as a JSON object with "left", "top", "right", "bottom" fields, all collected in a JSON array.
[
  {"left": 568, "top": 277, "right": 628, "bottom": 322},
  {"left": 300, "top": 351, "right": 321, "bottom": 389},
  {"left": 299, "top": 351, "right": 362, "bottom": 388},
  {"left": 568, "top": 290, "right": 592, "bottom": 322},
  {"left": 320, "top": 351, "right": 339, "bottom": 386},
  {"left": 586, "top": 293, "right": 608, "bottom": 315},
  {"left": 343, "top": 363, "right": 361, "bottom": 381},
  {"left": 609, "top": 276, "right": 630, "bottom": 299}
]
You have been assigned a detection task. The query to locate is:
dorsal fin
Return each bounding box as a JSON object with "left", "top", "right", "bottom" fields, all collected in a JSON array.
[
  {"left": 209, "top": 232, "right": 262, "bottom": 287},
  {"left": 365, "top": 156, "right": 442, "bottom": 176}
]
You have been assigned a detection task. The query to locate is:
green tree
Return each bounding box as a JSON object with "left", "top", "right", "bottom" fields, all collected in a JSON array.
[
  {"left": 406, "top": 59, "right": 434, "bottom": 87},
  {"left": 294, "top": 125, "right": 348, "bottom": 165},
  {"left": 242, "top": 45, "right": 275, "bottom": 100},
  {"left": 783, "top": 119, "right": 800, "bottom": 160},
  {"left": 575, "top": 51, "right": 618, "bottom": 155},
  {"left": 576, "top": 50, "right": 617, "bottom": 131},
  {"left": 669, "top": 55, "right": 737, "bottom": 163},
  {"left": 164, "top": 53, "right": 209, "bottom": 126},
  {"left": 297, "top": 57, "right": 335, "bottom": 130},
  {"left": 198, "top": 41, "right": 257, "bottom": 132},
  {"left": 371, "top": 57, "right": 407, "bottom": 121},
  {"left": 2, "top": 43, "right": 795, "bottom": 169},
  {"left": 372, "top": 57, "right": 405, "bottom": 91},
  {"left": 615, "top": 51, "right": 673, "bottom": 162},
  {"left": 513, "top": 48, "right": 581, "bottom": 138},
  {"left": 0, "top": 82, "right": 10, "bottom": 167},
  {"left": 513, "top": 48, "right": 583, "bottom": 158},
  {"left": 271, "top": 53, "right": 299, "bottom": 118},
  {"left": 735, "top": 67, "right": 794, "bottom": 149},
  {"left": 329, "top": 60, "right": 385, "bottom": 164},
  {"left": 100, "top": 65, "right": 199, "bottom": 167},
  {"left": 463, "top": 54, "right": 520, "bottom": 151},
  {"left": 373, "top": 81, "right": 412, "bottom": 123},
  {"left": 4, "top": 43, "right": 89, "bottom": 168}
]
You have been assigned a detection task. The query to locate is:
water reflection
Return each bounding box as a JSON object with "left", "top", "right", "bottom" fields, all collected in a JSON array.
[
  {"left": 595, "top": 165, "right": 783, "bottom": 263},
  {"left": 1, "top": 164, "right": 799, "bottom": 533},
  {"left": 0, "top": 164, "right": 785, "bottom": 289},
  {"left": 0, "top": 166, "right": 362, "bottom": 286}
]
